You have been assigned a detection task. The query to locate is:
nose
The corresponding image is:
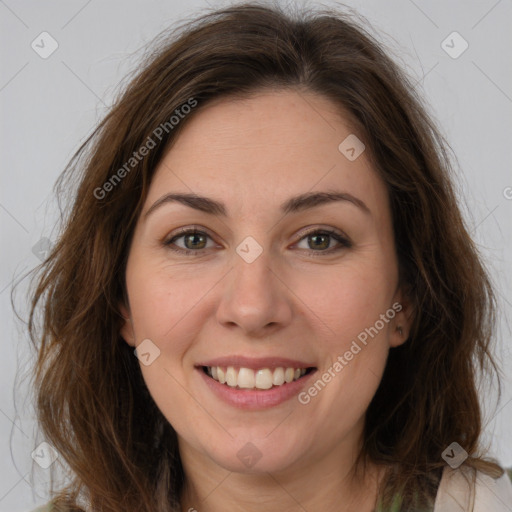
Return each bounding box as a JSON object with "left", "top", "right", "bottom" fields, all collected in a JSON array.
[{"left": 215, "top": 245, "right": 293, "bottom": 338}]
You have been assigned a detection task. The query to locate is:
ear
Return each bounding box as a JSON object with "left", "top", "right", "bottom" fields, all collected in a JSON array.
[
  {"left": 119, "top": 302, "right": 136, "bottom": 347},
  {"left": 389, "top": 285, "right": 414, "bottom": 348}
]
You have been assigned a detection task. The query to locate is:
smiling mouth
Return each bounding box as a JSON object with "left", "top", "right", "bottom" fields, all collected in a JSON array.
[{"left": 202, "top": 365, "right": 316, "bottom": 391}]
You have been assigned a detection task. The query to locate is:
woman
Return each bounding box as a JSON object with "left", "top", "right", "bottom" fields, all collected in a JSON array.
[{"left": 27, "top": 2, "right": 512, "bottom": 511}]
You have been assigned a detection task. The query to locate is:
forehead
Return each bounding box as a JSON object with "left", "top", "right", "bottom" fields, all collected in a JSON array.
[{"left": 146, "top": 89, "right": 388, "bottom": 220}]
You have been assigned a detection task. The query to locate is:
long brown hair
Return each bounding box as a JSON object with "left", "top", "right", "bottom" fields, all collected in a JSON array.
[{"left": 24, "top": 2, "right": 503, "bottom": 510}]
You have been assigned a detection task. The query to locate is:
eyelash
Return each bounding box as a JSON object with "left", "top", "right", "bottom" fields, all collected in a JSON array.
[{"left": 163, "top": 226, "right": 352, "bottom": 256}]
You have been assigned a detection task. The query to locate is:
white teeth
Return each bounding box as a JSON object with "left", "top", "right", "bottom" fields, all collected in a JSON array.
[
  {"left": 272, "top": 367, "right": 285, "bottom": 386},
  {"left": 237, "top": 367, "right": 255, "bottom": 389},
  {"left": 255, "top": 369, "right": 273, "bottom": 390},
  {"left": 205, "top": 365, "right": 310, "bottom": 390},
  {"left": 226, "top": 366, "right": 237, "bottom": 387}
]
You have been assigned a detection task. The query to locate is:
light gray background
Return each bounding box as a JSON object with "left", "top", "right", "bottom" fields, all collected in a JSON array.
[{"left": 1, "top": 1, "right": 511, "bottom": 510}]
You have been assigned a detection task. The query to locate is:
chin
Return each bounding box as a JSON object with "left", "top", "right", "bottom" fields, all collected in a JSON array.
[{"left": 201, "top": 431, "right": 308, "bottom": 474}]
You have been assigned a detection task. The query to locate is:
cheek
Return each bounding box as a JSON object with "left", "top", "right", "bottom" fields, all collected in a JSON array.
[
  {"left": 125, "top": 264, "right": 218, "bottom": 432},
  {"left": 301, "top": 284, "right": 391, "bottom": 431},
  {"left": 126, "top": 262, "right": 212, "bottom": 347},
  {"left": 308, "top": 342, "right": 387, "bottom": 445},
  {"left": 294, "top": 258, "right": 395, "bottom": 344},
  {"left": 292, "top": 256, "right": 394, "bottom": 403}
]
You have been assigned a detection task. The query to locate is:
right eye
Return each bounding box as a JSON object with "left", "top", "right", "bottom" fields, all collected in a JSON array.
[{"left": 163, "top": 227, "right": 217, "bottom": 255}]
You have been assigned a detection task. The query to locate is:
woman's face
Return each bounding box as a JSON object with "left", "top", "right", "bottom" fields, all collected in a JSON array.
[{"left": 120, "top": 89, "right": 410, "bottom": 475}]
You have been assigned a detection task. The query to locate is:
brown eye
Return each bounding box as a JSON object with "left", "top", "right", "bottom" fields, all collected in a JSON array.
[
  {"left": 163, "top": 227, "right": 351, "bottom": 256},
  {"left": 308, "top": 233, "right": 331, "bottom": 250},
  {"left": 164, "top": 229, "right": 214, "bottom": 254},
  {"left": 181, "top": 232, "right": 208, "bottom": 250},
  {"left": 295, "top": 229, "right": 352, "bottom": 254}
]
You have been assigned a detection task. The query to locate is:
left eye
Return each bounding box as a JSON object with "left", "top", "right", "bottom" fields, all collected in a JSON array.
[
  {"left": 164, "top": 228, "right": 351, "bottom": 255},
  {"left": 295, "top": 229, "right": 351, "bottom": 253}
]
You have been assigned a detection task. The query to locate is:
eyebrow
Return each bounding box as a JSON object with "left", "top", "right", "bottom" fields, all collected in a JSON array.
[{"left": 143, "top": 190, "right": 371, "bottom": 220}]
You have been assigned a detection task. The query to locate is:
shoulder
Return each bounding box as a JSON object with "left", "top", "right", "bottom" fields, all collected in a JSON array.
[{"left": 434, "top": 465, "right": 512, "bottom": 511}]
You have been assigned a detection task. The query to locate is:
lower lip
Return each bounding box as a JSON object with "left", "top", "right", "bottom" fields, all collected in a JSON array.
[{"left": 197, "top": 367, "right": 317, "bottom": 410}]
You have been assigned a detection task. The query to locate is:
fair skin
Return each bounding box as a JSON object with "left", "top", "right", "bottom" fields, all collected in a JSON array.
[{"left": 120, "top": 89, "right": 412, "bottom": 512}]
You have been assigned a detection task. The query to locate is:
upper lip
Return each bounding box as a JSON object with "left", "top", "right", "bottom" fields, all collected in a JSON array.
[{"left": 196, "top": 356, "right": 316, "bottom": 370}]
